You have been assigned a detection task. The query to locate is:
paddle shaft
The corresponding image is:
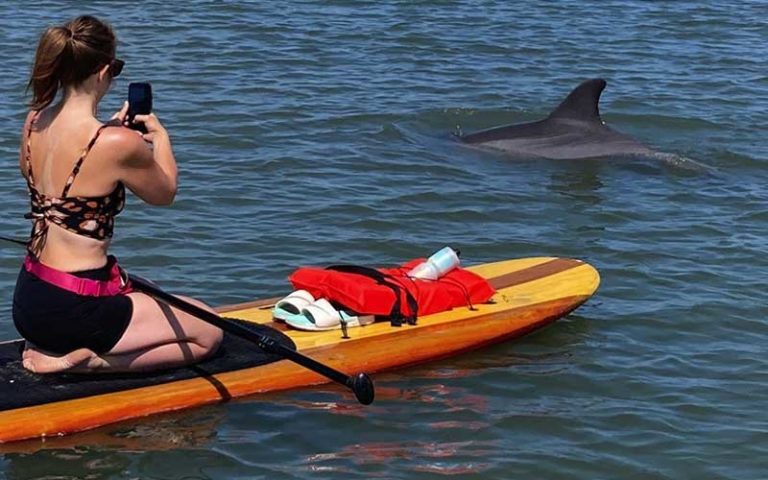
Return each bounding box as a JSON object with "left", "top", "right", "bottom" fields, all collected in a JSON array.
[{"left": 129, "top": 275, "right": 374, "bottom": 404}]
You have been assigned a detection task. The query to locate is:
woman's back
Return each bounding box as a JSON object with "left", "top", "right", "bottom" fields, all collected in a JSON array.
[{"left": 22, "top": 107, "right": 125, "bottom": 271}]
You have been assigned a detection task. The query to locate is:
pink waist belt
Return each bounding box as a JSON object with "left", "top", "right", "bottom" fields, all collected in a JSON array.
[{"left": 24, "top": 255, "right": 133, "bottom": 297}]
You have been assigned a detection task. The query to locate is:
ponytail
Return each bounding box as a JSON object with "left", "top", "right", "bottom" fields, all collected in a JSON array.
[
  {"left": 26, "top": 16, "right": 117, "bottom": 111},
  {"left": 27, "top": 26, "right": 72, "bottom": 110}
]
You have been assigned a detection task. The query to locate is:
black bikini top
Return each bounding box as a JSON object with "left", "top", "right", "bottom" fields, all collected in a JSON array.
[{"left": 24, "top": 112, "right": 125, "bottom": 257}]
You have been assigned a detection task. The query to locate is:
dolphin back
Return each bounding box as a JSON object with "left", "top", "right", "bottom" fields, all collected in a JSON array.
[
  {"left": 458, "top": 78, "right": 657, "bottom": 159},
  {"left": 461, "top": 78, "right": 608, "bottom": 145}
]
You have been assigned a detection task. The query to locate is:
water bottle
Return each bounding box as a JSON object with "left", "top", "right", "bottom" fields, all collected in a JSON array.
[{"left": 408, "top": 246, "right": 461, "bottom": 280}]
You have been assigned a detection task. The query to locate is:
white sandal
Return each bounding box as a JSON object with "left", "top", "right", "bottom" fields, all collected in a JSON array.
[
  {"left": 285, "top": 298, "right": 374, "bottom": 331},
  {"left": 272, "top": 290, "right": 315, "bottom": 322}
]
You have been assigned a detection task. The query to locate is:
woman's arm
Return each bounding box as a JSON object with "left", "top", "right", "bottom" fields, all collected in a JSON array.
[
  {"left": 106, "top": 108, "right": 178, "bottom": 206},
  {"left": 115, "top": 128, "right": 178, "bottom": 206}
]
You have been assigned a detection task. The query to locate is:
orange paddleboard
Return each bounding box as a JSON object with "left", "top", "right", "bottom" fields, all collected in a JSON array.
[{"left": 0, "top": 257, "right": 599, "bottom": 443}]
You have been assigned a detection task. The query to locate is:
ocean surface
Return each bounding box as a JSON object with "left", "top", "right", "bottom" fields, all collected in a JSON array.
[{"left": 0, "top": 1, "right": 766, "bottom": 478}]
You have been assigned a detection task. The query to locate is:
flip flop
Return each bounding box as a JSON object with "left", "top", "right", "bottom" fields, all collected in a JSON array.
[
  {"left": 285, "top": 298, "right": 374, "bottom": 332},
  {"left": 272, "top": 290, "right": 315, "bottom": 322}
]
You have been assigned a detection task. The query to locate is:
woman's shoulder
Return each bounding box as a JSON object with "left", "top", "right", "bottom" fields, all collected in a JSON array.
[
  {"left": 98, "top": 124, "right": 146, "bottom": 149},
  {"left": 96, "top": 124, "right": 150, "bottom": 164}
]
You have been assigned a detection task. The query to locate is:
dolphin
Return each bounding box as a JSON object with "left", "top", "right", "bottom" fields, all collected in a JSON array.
[{"left": 459, "top": 78, "right": 656, "bottom": 160}]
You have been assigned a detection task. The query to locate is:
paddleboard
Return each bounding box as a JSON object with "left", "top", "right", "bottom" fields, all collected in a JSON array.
[{"left": 0, "top": 257, "right": 599, "bottom": 443}]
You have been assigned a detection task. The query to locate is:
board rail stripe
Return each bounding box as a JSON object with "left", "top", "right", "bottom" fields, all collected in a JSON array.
[{"left": 487, "top": 258, "right": 584, "bottom": 290}]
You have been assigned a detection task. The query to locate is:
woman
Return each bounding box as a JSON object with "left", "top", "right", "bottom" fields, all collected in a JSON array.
[{"left": 13, "top": 15, "right": 223, "bottom": 373}]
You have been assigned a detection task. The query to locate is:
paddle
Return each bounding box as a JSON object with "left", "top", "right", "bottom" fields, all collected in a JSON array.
[{"left": 128, "top": 275, "right": 375, "bottom": 405}]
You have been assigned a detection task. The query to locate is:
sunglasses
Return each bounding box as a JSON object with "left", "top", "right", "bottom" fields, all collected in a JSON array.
[
  {"left": 92, "top": 58, "right": 124, "bottom": 78},
  {"left": 108, "top": 58, "right": 124, "bottom": 78}
]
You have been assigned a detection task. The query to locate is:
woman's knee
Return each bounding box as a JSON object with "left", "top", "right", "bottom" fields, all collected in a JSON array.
[{"left": 199, "top": 322, "right": 223, "bottom": 352}]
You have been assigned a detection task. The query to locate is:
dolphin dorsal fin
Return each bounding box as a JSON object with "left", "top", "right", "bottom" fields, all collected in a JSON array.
[{"left": 547, "top": 78, "right": 607, "bottom": 122}]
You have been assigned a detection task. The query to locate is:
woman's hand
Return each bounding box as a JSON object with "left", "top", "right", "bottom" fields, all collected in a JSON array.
[
  {"left": 110, "top": 101, "right": 129, "bottom": 125},
  {"left": 132, "top": 113, "right": 168, "bottom": 143},
  {"left": 109, "top": 102, "right": 167, "bottom": 143}
]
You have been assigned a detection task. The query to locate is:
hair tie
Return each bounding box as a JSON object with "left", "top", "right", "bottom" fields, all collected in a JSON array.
[{"left": 63, "top": 26, "right": 74, "bottom": 40}]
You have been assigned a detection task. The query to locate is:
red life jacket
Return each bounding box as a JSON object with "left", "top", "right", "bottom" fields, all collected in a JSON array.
[{"left": 288, "top": 259, "right": 495, "bottom": 325}]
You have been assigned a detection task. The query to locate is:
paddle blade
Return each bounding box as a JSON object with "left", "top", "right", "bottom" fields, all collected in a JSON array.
[{"left": 350, "top": 373, "right": 375, "bottom": 405}]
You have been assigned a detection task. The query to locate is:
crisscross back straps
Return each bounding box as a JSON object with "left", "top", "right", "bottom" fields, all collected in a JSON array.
[{"left": 22, "top": 115, "right": 114, "bottom": 257}]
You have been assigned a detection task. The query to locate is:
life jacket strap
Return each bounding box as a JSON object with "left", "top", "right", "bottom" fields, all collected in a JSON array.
[{"left": 326, "top": 264, "right": 418, "bottom": 326}]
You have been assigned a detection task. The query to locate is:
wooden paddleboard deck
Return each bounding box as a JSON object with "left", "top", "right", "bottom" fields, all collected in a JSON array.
[{"left": 0, "top": 257, "right": 599, "bottom": 443}]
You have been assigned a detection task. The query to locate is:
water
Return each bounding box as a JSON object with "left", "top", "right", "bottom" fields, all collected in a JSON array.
[{"left": 0, "top": 1, "right": 766, "bottom": 478}]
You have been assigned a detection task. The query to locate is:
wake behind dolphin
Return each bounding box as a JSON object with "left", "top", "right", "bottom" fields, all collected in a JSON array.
[{"left": 459, "top": 78, "right": 657, "bottom": 160}]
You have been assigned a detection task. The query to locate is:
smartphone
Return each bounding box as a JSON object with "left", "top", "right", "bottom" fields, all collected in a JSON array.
[{"left": 127, "top": 82, "right": 152, "bottom": 133}]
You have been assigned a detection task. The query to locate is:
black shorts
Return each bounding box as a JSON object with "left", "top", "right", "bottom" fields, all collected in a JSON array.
[{"left": 12, "top": 259, "right": 133, "bottom": 355}]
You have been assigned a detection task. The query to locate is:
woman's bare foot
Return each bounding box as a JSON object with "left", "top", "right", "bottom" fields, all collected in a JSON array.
[{"left": 22, "top": 343, "right": 101, "bottom": 373}]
